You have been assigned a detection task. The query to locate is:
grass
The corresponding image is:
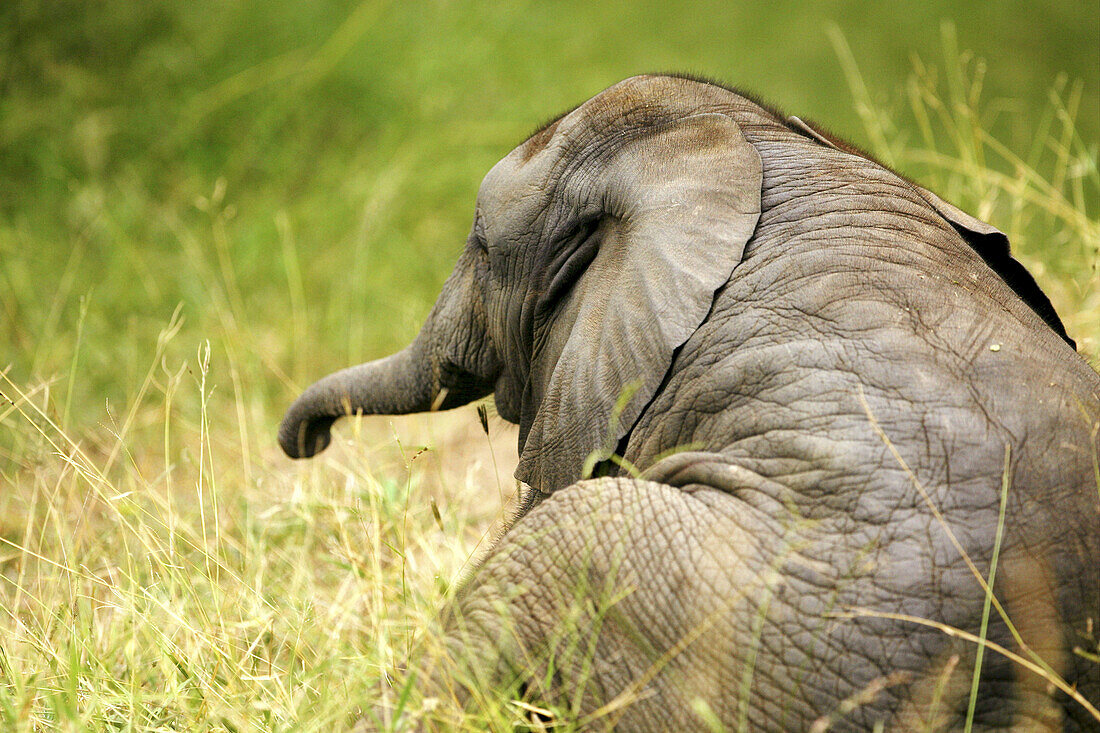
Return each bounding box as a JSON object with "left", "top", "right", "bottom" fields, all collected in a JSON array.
[
  {"left": 2, "top": 364, "right": 524, "bottom": 731},
  {"left": 1, "top": 2, "right": 1099, "bottom": 730}
]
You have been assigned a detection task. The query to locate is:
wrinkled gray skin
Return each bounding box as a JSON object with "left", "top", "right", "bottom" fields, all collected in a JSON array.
[{"left": 280, "top": 76, "right": 1100, "bottom": 731}]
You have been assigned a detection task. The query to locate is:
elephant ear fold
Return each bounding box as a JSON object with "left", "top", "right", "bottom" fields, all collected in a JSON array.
[
  {"left": 914, "top": 187, "right": 1075, "bottom": 348},
  {"left": 789, "top": 114, "right": 1074, "bottom": 349},
  {"left": 515, "top": 113, "right": 763, "bottom": 494}
]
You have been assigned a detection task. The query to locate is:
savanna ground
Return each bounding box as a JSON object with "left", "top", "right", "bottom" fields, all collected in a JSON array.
[{"left": 1, "top": 1, "right": 1097, "bottom": 730}]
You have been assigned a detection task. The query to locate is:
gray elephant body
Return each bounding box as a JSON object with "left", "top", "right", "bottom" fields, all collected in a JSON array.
[{"left": 281, "top": 76, "right": 1100, "bottom": 730}]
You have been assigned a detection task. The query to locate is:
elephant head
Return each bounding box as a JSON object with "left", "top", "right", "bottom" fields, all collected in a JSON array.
[{"left": 279, "top": 76, "right": 763, "bottom": 493}]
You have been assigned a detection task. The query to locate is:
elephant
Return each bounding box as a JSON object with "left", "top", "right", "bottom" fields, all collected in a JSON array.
[{"left": 279, "top": 75, "right": 1100, "bottom": 731}]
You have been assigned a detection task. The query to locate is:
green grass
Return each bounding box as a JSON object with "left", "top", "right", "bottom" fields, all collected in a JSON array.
[{"left": 1, "top": 1, "right": 1098, "bottom": 730}]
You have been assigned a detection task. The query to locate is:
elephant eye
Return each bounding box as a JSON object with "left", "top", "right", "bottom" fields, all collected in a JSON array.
[{"left": 471, "top": 214, "right": 489, "bottom": 254}]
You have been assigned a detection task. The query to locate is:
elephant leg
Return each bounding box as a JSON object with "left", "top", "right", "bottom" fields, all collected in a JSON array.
[{"left": 423, "top": 476, "right": 816, "bottom": 732}]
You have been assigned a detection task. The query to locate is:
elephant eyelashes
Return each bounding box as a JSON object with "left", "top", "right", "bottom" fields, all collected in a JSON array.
[{"left": 537, "top": 217, "right": 603, "bottom": 315}]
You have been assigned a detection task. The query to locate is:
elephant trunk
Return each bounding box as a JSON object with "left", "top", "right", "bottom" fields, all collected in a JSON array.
[
  {"left": 278, "top": 341, "right": 434, "bottom": 458},
  {"left": 278, "top": 247, "right": 501, "bottom": 460}
]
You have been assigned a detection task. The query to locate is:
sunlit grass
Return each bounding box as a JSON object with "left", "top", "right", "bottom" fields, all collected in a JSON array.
[{"left": 1, "top": 357, "right": 522, "bottom": 731}]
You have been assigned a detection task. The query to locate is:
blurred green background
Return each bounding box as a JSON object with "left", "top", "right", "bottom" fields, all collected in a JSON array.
[{"left": 2, "top": 0, "right": 1097, "bottom": 434}]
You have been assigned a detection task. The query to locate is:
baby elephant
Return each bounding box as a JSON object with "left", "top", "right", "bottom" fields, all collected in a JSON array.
[{"left": 280, "top": 75, "right": 1099, "bottom": 731}]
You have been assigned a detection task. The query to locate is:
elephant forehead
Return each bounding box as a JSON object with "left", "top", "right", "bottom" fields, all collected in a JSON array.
[
  {"left": 477, "top": 147, "right": 563, "bottom": 229},
  {"left": 480, "top": 153, "right": 529, "bottom": 202}
]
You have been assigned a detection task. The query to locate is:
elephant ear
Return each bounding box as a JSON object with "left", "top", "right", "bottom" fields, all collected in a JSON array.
[
  {"left": 788, "top": 115, "right": 1075, "bottom": 349},
  {"left": 515, "top": 113, "right": 762, "bottom": 494}
]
